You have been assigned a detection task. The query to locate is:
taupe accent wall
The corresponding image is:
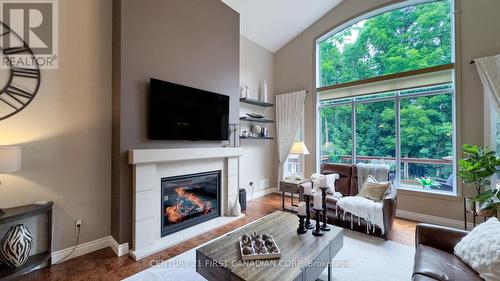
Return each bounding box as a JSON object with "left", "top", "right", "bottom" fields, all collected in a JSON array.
[
  {"left": 112, "top": 0, "right": 239, "bottom": 244},
  {"left": 274, "top": 0, "right": 500, "bottom": 221},
  {"left": 0, "top": 0, "right": 112, "bottom": 251}
]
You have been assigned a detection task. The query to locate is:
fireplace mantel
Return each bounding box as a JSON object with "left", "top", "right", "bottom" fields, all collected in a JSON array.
[
  {"left": 129, "top": 147, "right": 243, "bottom": 164},
  {"left": 128, "top": 147, "right": 243, "bottom": 260}
]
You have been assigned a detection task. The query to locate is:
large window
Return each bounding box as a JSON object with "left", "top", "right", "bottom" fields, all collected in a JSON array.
[{"left": 317, "top": 0, "right": 456, "bottom": 194}]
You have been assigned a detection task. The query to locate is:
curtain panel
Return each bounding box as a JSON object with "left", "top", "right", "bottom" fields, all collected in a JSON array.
[{"left": 275, "top": 91, "right": 307, "bottom": 181}]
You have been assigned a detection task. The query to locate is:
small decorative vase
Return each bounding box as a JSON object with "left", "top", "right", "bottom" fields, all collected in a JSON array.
[
  {"left": 0, "top": 224, "right": 33, "bottom": 268},
  {"left": 261, "top": 80, "right": 268, "bottom": 102},
  {"left": 232, "top": 197, "right": 241, "bottom": 216}
]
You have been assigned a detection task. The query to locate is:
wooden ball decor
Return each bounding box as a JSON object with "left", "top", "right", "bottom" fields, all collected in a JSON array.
[
  {"left": 238, "top": 232, "right": 281, "bottom": 260},
  {"left": 0, "top": 224, "right": 34, "bottom": 268}
]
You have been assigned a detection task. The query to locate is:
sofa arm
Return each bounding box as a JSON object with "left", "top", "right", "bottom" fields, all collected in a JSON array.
[
  {"left": 415, "top": 223, "right": 468, "bottom": 254},
  {"left": 381, "top": 185, "right": 397, "bottom": 235}
]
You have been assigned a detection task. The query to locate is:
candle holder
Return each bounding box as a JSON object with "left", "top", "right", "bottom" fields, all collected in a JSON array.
[
  {"left": 312, "top": 208, "right": 323, "bottom": 236},
  {"left": 297, "top": 215, "right": 307, "bottom": 234},
  {"left": 319, "top": 187, "right": 330, "bottom": 231},
  {"left": 304, "top": 194, "right": 314, "bottom": 229}
]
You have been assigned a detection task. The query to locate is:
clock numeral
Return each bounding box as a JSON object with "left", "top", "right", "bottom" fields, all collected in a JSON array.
[
  {"left": 0, "top": 96, "right": 21, "bottom": 110},
  {"left": 12, "top": 67, "right": 39, "bottom": 79},
  {"left": 5, "top": 85, "right": 33, "bottom": 99},
  {"left": 3, "top": 46, "right": 30, "bottom": 55}
]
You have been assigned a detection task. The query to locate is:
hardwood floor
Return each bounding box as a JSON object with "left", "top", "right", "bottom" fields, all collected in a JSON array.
[{"left": 20, "top": 194, "right": 417, "bottom": 281}]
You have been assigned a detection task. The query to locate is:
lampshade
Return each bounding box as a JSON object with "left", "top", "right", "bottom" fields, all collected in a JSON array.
[
  {"left": 289, "top": 142, "right": 309, "bottom": 155},
  {"left": 0, "top": 147, "right": 21, "bottom": 173}
]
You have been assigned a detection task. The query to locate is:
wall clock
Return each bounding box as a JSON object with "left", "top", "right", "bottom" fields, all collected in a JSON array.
[{"left": 0, "top": 21, "right": 41, "bottom": 121}]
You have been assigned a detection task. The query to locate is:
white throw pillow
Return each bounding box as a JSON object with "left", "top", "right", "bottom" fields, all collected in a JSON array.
[{"left": 454, "top": 217, "right": 500, "bottom": 281}]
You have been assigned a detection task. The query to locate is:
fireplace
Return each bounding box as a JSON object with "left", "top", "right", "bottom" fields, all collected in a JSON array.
[{"left": 161, "top": 171, "right": 221, "bottom": 236}]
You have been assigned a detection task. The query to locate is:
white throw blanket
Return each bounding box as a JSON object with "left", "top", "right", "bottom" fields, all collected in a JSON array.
[
  {"left": 337, "top": 164, "right": 390, "bottom": 234},
  {"left": 356, "top": 163, "right": 390, "bottom": 191},
  {"left": 336, "top": 196, "right": 385, "bottom": 234}
]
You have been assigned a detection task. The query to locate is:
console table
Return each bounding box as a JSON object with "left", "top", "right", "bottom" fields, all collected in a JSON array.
[
  {"left": 196, "top": 211, "right": 343, "bottom": 281},
  {"left": 0, "top": 202, "right": 53, "bottom": 281}
]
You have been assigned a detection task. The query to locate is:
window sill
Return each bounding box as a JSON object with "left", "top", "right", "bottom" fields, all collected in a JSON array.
[{"left": 396, "top": 186, "right": 461, "bottom": 202}]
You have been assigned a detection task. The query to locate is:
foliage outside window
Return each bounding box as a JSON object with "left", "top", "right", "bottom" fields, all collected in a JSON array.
[
  {"left": 320, "top": 85, "right": 455, "bottom": 193},
  {"left": 318, "top": 0, "right": 452, "bottom": 87}
]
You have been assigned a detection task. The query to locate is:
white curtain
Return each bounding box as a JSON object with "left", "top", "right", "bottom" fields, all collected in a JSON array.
[
  {"left": 476, "top": 54, "right": 500, "bottom": 112},
  {"left": 275, "top": 90, "right": 307, "bottom": 181},
  {"left": 476, "top": 55, "right": 500, "bottom": 149}
]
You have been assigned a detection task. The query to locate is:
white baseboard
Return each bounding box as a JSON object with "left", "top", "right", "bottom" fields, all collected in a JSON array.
[
  {"left": 247, "top": 188, "right": 278, "bottom": 201},
  {"left": 51, "top": 236, "right": 112, "bottom": 264},
  {"left": 396, "top": 209, "right": 473, "bottom": 230},
  {"left": 110, "top": 237, "right": 130, "bottom": 257}
]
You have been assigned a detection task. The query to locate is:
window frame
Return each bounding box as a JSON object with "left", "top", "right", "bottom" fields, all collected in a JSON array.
[{"left": 318, "top": 85, "right": 457, "bottom": 195}]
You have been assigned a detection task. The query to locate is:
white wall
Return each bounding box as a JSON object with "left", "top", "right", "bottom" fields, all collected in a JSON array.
[
  {"left": 239, "top": 36, "right": 277, "bottom": 195},
  {"left": 0, "top": 0, "right": 112, "bottom": 251}
]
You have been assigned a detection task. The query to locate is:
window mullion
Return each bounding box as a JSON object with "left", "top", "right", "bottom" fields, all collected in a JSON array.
[
  {"left": 395, "top": 92, "right": 401, "bottom": 186},
  {"left": 352, "top": 101, "right": 356, "bottom": 165}
]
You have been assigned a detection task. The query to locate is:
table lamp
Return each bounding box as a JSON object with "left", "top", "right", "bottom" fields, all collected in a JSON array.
[
  {"left": 0, "top": 147, "right": 21, "bottom": 216},
  {"left": 289, "top": 142, "right": 309, "bottom": 178}
]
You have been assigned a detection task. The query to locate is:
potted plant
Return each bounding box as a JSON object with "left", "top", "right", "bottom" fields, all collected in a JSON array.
[{"left": 458, "top": 144, "right": 500, "bottom": 216}]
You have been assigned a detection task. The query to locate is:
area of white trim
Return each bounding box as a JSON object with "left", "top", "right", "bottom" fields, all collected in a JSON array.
[
  {"left": 396, "top": 209, "right": 473, "bottom": 231},
  {"left": 129, "top": 147, "right": 243, "bottom": 165},
  {"left": 129, "top": 214, "right": 245, "bottom": 261},
  {"left": 51, "top": 236, "right": 112, "bottom": 264},
  {"left": 110, "top": 237, "right": 130, "bottom": 257}
]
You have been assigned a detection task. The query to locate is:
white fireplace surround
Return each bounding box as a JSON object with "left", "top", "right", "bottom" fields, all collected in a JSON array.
[{"left": 128, "top": 147, "right": 243, "bottom": 260}]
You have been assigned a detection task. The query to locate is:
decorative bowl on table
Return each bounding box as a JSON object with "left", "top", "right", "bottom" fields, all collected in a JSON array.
[{"left": 239, "top": 232, "right": 281, "bottom": 261}]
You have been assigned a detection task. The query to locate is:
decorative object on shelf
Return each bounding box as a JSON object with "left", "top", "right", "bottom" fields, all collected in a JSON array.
[
  {"left": 0, "top": 146, "right": 22, "bottom": 216},
  {"left": 241, "top": 84, "right": 250, "bottom": 99},
  {"left": 261, "top": 80, "right": 268, "bottom": 102},
  {"left": 250, "top": 124, "right": 262, "bottom": 135},
  {"left": 319, "top": 187, "right": 330, "bottom": 231},
  {"left": 246, "top": 113, "right": 265, "bottom": 119},
  {"left": 458, "top": 144, "right": 500, "bottom": 229},
  {"left": 238, "top": 232, "right": 281, "bottom": 260},
  {"left": 303, "top": 194, "right": 314, "bottom": 229},
  {"left": 312, "top": 208, "right": 323, "bottom": 236},
  {"left": 0, "top": 224, "right": 33, "bottom": 268},
  {"left": 0, "top": 22, "right": 41, "bottom": 121},
  {"left": 261, "top": 127, "right": 269, "bottom": 138}
]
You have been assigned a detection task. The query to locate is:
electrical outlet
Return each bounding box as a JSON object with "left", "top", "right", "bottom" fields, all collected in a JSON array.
[{"left": 75, "top": 219, "right": 83, "bottom": 231}]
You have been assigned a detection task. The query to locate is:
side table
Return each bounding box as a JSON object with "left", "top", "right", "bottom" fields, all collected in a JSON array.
[{"left": 279, "top": 178, "right": 310, "bottom": 212}]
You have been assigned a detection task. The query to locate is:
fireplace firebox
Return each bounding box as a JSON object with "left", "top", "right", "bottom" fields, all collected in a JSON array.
[{"left": 161, "top": 171, "right": 221, "bottom": 237}]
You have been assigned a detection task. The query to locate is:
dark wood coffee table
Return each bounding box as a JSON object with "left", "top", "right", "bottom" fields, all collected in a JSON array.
[{"left": 196, "top": 211, "right": 343, "bottom": 281}]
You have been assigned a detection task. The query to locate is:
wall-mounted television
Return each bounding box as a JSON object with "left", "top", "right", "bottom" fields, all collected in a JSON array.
[{"left": 149, "top": 78, "right": 229, "bottom": 141}]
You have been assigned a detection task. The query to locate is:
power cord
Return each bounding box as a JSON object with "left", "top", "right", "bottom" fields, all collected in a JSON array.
[{"left": 56, "top": 224, "right": 81, "bottom": 264}]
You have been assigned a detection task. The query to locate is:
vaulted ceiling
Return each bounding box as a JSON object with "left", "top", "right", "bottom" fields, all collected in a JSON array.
[{"left": 222, "top": 0, "right": 343, "bottom": 53}]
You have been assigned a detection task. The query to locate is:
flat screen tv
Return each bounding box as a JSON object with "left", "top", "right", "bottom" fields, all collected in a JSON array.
[{"left": 149, "top": 78, "right": 230, "bottom": 141}]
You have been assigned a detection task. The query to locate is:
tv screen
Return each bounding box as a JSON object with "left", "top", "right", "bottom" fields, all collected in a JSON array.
[{"left": 149, "top": 78, "right": 229, "bottom": 141}]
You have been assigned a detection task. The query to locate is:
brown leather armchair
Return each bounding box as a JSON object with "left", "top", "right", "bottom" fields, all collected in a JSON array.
[
  {"left": 310, "top": 163, "right": 398, "bottom": 239},
  {"left": 413, "top": 224, "right": 481, "bottom": 281}
]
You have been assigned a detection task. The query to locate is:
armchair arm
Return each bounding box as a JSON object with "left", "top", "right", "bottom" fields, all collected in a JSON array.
[
  {"left": 415, "top": 223, "right": 468, "bottom": 254},
  {"left": 382, "top": 184, "right": 397, "bottom": 235}
]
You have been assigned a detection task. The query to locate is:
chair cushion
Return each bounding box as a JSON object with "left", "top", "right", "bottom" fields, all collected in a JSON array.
[{"left": 414, "top": 245, "right": 482, "bottom": 281}]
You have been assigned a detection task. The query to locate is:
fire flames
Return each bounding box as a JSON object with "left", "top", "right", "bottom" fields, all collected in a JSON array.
[{"left": 165, "top": 187, "right": 212, "bottom": 224}]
